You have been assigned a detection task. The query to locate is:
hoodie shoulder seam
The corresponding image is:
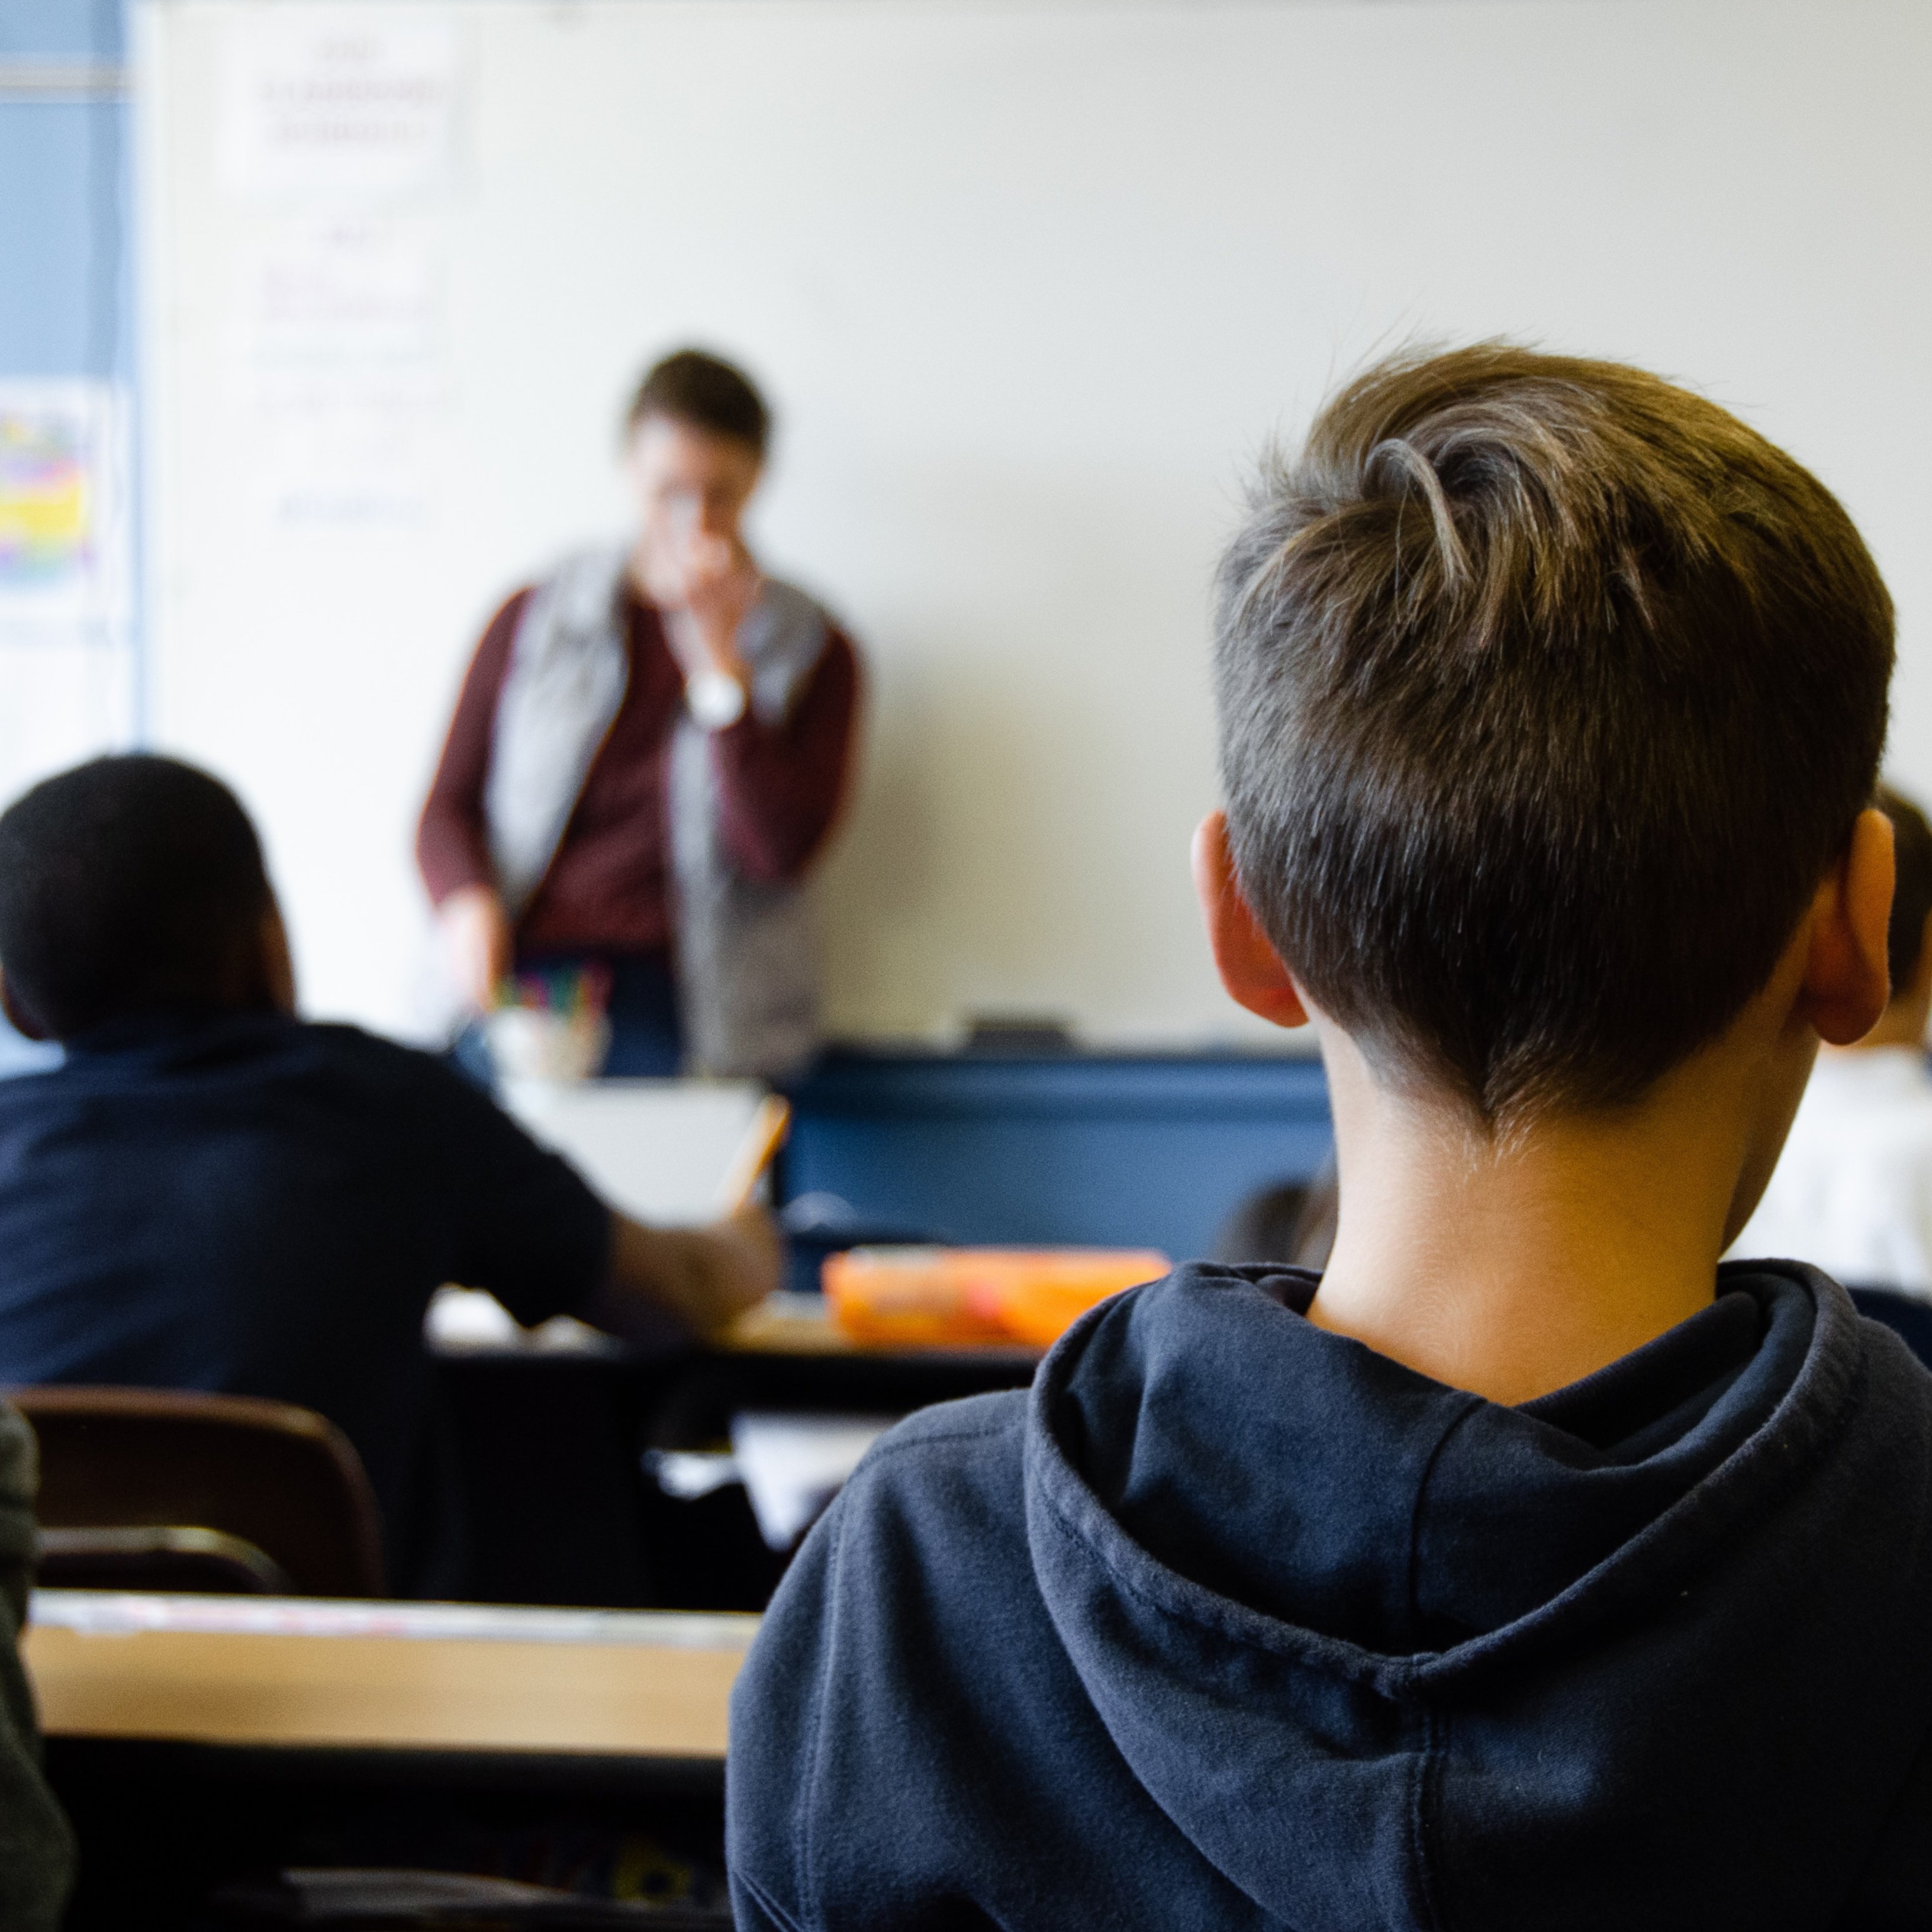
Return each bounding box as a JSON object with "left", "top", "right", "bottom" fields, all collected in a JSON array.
[
  {"left": 1035, "top": 1452, "right": 1399, "bottom": 1678},
  {"left": 847, "top": 1414, "right": 1022, "bottom": 1489},
  {"left": 1028, "top": 1315, "right": 1425, "bottom": 1691},
  {"left": 868, "top": 1416, "right": 1016, "bottom": 1457}
]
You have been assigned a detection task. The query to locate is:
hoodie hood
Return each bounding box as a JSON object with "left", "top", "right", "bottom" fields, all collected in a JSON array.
[{"left": 1024, "top": 1261, "right": 1932, "bottom": 1930}]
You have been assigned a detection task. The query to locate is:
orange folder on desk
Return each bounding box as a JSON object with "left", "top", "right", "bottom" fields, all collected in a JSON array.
[{"left": 823, "top": 1247, "right": 1169, "bottom": 1349}]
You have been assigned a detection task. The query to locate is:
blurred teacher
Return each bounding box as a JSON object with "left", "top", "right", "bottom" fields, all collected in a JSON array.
[{"left": 417, "top": 350, "right": 861, "bottom": 1078}]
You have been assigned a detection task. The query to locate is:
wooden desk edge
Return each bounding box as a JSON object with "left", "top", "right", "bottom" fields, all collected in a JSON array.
[
  {"left": 23, "top": 1623, "right": 741, "bottom": 1760},
  {"left": 43, "top": 1734, "right": 728, "bottom": 1797}
]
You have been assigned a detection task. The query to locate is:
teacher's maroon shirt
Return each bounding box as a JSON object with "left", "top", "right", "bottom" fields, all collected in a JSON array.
[{"left": 417, "top": 584, "right": 860, "bottom": 955}]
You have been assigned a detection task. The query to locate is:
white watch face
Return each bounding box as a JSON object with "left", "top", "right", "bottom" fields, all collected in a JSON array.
[{"left": 686, "top": 668, "right": 748, "bottom": 730}]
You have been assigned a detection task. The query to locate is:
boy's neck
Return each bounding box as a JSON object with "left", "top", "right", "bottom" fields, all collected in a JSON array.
[{"left": 1306, "top": 1022, "right": 1805, "bottom": 1406}]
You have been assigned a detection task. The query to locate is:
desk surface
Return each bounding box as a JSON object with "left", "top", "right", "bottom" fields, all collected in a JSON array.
[
  {"left": 719, "top": 1292, "right": 1042, "bottom": 1366},
  {"left": 431, "top": 1291, "right": 1044, "bottom": 1368},
  {"left": 24, "top": 1593, "right": 754, "bottom": 1759}
]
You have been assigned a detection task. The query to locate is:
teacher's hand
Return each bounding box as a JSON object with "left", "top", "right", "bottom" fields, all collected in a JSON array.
[
  {"left": 666, "top": 532, "right": 762, "bottom": 677},
  {"left": 439, "top": 883, "right": 511, "bottom": 1013}
]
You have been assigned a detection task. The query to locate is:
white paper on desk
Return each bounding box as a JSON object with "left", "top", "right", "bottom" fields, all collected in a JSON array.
[
  {"left": 267, "top": 1873, "right": 572, "bottom": 1915},
  {"left": 732, "top": 1412, "right": 897, "bottom": 1551},
  {"left": 31, "top": 1589, "right": 758, "bottom": 1649},
  {"left": 498, "top": 1077, "right": 768, "bottom": 1223},
  {"left": 424, "top": 1286, "right": 632, "bottom": 1356}
]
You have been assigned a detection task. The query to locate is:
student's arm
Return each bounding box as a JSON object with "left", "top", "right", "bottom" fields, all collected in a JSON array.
[
  {"left": 582, "top": 1202, "right": 780, "bottom": 1342},
  {"left": 711, "top": 630, "right": 861, "bottom": 884},
  {"left": 436, "top": 1056, "right": 778, "bottom": 1338},
  {"left": 0, "top": 1408, "right": 75, "bottom": 1932}
]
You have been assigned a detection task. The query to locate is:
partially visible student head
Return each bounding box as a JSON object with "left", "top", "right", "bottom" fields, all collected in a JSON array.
[
  {"left": 623, "top": 348, "right": 769, "bottom": 559},
  {"left": 1879, "top": 783, "right": 1932, "bottom": 1002},
  {"left": 0, "top": 755, "right": 289, "bottom": 1041},
  {"left": 1212, "top": 342, "right": 1894, "bottom": 1123}
]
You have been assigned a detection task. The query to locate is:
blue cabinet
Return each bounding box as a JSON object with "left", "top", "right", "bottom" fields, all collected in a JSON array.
[{"left": 780, "top": 1049, "right": 1332, "bottom": 1265}]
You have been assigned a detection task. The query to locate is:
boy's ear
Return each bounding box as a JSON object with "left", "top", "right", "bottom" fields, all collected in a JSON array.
[
  {"left": 1192, "top": 813, "right": 1310, "bottom": 1029},
  {"left": 0, "top": 971, "right": 49, "bottom": 1043},
  {"left": 1798, "top": 806, "right": 1895, "bottom": 1046}
]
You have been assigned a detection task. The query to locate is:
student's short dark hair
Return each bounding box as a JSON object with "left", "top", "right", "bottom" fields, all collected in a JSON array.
[
  {"left": 626, "top": 349, "right": 769, "bottom": 458},
  {"left": 0, "top": 755, "right": 272, "bottom": 1038},
  {"left": 1215, "top": 343, "right": 1894, "bottom": 1120},
  {"left": 1879, "top": 784, "right": 1932, "bottom": 994}
]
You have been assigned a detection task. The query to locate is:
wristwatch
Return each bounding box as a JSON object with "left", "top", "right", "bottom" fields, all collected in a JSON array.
[{"left": 685, "top": 666, "right": 748, "bottom": 731}]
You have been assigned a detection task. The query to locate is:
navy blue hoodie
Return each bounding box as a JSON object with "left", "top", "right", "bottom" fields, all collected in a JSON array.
[{"left": 727, "top": 1261, "right": 1932, "bottom": 1929}]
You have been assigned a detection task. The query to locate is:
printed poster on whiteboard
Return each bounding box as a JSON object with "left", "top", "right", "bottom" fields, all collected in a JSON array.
[
  {"left": 216, "top": 8, "right": 464, "bottom": 527},
  {"left": 220, "top": 8, "right": 462, "bottom": 204}
]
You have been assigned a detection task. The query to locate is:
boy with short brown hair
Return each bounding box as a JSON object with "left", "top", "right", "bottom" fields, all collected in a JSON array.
[{"left": 728, "top": 347, "right": 1930, "bottom": 1930}]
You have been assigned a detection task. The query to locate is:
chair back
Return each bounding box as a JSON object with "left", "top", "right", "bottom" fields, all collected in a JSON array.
[{"left": 11, "top": 1386, "right": 385, "bottom": 1598}]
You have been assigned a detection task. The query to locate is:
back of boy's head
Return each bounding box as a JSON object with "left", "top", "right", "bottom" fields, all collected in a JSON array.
[
  {"left": 1215, "top": 343, "right": 1894, "bottom": 1121},
  {"left": 1879, "top": 783, "right": 1932, "bottom": 995},
  {"left": 0, "top": 755, "right": 272, "bottom": 1039}
]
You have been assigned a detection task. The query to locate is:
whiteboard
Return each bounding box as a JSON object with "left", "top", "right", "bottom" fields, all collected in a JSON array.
[{"left": 136, "top": 0, "right": 1932, "bottom": 1045}]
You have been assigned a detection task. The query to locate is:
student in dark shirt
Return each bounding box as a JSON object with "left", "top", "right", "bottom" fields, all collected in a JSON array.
[
  {"left": 0, "top": 755, "right": 777, "bottom": 1590},
  {"left": 728, "top": 347, "right": 1932, "bottom": 1928}
]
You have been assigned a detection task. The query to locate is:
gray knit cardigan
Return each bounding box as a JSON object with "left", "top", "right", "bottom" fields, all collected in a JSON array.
[{"left": 483, "top": 548, "right": 830, "bottom": 1079}]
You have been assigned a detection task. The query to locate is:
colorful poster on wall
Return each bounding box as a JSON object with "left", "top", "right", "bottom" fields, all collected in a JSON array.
[{"left": 0, "top": 382, "right": 128, "bottom": 633}]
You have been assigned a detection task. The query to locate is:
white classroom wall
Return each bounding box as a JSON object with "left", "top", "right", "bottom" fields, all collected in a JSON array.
[{"left": 136, "top": 0, "right": 1932, "bottom": 1045}]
